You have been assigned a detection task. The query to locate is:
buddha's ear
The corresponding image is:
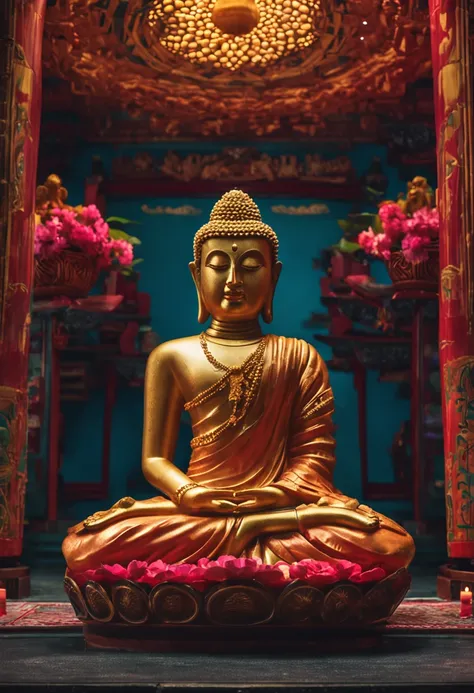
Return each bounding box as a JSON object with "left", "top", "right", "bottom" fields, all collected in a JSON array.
[
  {"left": 189, "top": 261, "right": 210, "bottom": 324},
  {"left": 262, "top": 261, "right": 282, "bottom": 324}
]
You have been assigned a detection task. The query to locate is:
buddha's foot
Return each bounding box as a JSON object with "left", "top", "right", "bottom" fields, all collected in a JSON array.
[
  {"left": 298, "top": 504, "right": 380, "bottom": 532},
  {"left": 83, "top": 497, "right": 137, "bottom": 530},
  {"left": 317, "top": 497, "right": 377, "bottom": 518}
]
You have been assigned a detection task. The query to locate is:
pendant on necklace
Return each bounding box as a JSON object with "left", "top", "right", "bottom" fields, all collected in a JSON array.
[{"left": 229, "top": 372, "right": 245, "bottom": 404}]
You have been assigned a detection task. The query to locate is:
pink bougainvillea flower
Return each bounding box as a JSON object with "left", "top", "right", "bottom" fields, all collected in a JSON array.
[
  {"left": 34, "top": 205, "right": 135, "bottom": 268},
  {"left": 406, "top": 207, "right": 439, "bottom": 237},
  {"left": 50, "top": 237, "right": 68, "bottom": 255},
  {"left": 378, "top": 202, "right": 407, "bottom": 241},
  {"left": 358, "top": 228, "right": 376, "bottom": 254},
  {"left": 80, "top": 204, "right": 102, "bottom": 224},
  {"left": 36, "top": 222, "right": 58, "bottom": 243},
  {"left": 93, "top": 219, "right": 110, "bottom": 242},
  {"left": 109, "top": 238, "right": 134, "bottom": 267},
  {"left": 401, "top": 233, "right": 430, "bottom": 263},
  {"left": 371, "top": 232, "right": 392, "bottom": 261}
]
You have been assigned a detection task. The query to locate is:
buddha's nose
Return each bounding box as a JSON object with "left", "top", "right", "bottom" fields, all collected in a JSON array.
[{"left": 226, "top": 263, "right": 242, "bottom": 287}]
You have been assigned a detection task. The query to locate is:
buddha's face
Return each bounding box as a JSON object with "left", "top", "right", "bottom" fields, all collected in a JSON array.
[{"left": 193, "top": 236, "right": 279, "bottom": 322}]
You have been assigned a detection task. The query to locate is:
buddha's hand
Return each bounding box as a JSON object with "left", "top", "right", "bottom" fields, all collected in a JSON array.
[
  {"left": 232, "top": 486, "right": 295, "bottom": 512},
  {"left": 177, "top": 485, "right": 252, "bottom": 515},
  {"left": 317, "top": 496, "right": 377, "bottom": 518}
]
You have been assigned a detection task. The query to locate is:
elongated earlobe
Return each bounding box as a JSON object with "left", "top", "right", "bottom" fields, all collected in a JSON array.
[
  {"left": 189, "top": 261, "right": 210, "bottom": 324},
  {"left": 262, "top": 300, "right": 273, "bottom": 324},
  {"left": 262, "top": 261, "right": 282, "bottom": 324}
]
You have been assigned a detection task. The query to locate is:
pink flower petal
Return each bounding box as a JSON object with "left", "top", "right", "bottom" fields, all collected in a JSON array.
[
  {"left": 351, "top": 567, "right": 386, "bottom": 583},
  {"left": 126, "top": 560, "right": 148, "bottom": 581}
]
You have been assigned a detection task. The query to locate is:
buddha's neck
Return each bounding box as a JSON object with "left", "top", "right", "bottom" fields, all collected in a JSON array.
[{"left": 206, "top": 319, "right": 263, "bottom": 345}]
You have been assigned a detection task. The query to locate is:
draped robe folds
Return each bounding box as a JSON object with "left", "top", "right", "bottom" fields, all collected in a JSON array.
[{"left": 62, "top": 336, "right": 415, "bottom": 573}]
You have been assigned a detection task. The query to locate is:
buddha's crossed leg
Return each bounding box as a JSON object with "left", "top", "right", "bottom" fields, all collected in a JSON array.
[{"left": 69, "top": 496, "right": 179, "bottom": 533}]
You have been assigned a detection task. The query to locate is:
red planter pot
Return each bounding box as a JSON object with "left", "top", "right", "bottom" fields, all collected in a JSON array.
[
  {"left": 34, "top": 251, "right": 99, "bottom": 299},
  {"left": 386, "top": 243, "right": 439, "bottom": 292}
]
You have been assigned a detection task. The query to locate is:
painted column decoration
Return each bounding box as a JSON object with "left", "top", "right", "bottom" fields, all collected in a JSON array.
[
  {"left": 429, "top": 0, "right": 474, "bottom": 558},
  {"left": 0, "top": 0, "right": 46, "bottom": 559}
]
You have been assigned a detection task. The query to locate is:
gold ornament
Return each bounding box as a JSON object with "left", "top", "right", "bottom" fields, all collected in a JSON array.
[
  {"left": 211, "top": 0, "right": 260, "bottom": 36},
  {"left": 184, "top": 332, "right": 267, "bottom": 448},
  {"left": 193, "top": 189, "right": 279, "bottom": 266},
  {"left": 147, "top": 0, "right": 320, "bottom": 71}
]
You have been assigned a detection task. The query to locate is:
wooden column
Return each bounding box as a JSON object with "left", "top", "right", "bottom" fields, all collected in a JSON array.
[
  {"left": 429, "top": 0, "right": 474, "bottom": 560},
  {"left": 0, "top": 0, "right": 46, "bottom": 575}
]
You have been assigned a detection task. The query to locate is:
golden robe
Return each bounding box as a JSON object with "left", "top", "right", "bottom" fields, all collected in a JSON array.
[{"left": 63, "top": 336, "right": 414, "bottom": 573}]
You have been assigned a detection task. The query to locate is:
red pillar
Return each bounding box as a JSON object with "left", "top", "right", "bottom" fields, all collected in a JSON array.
[
  {"left": 429, "top": 0, "right": 474, "bottom": 560},
  {"left": 0, "top": 0, "right": 46, "bottom": 578}
]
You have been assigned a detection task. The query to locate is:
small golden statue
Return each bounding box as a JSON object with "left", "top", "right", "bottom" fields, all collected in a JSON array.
[
  {"left": 63, "top": 190, "right": 414, "bottom": 574},
  {"left": 399, "top": 176, "right": 433, "bottom": 215}
]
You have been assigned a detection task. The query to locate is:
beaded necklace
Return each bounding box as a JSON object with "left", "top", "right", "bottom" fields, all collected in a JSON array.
[{"left": 184, "top": 332, "right": 267, "bottom": 448}]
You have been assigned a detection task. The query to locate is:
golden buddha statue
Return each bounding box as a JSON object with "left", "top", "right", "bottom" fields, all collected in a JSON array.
[{"left": 63, "top": 190, "right": 414, "bottom": 574}]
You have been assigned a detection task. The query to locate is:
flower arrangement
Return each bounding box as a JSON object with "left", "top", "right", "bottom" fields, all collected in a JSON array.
[
  {"left": 71, "top": 556, "right": 386, "bottom": 592},
  {"left": 357, "top": 177, "right": 439, "bottom": 265},
  {"left": 34, "top": 204, "right": 141, "bottom": 275}
]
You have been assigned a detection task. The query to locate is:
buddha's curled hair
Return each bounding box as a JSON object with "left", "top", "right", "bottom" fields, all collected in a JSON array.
[{"left": 193, "top": 189, "right": 279, "bottom": 266}]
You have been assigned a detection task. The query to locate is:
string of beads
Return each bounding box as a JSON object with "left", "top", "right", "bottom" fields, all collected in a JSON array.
[{"left": 185, "top": 332, "right": 267, "bottom": 448}]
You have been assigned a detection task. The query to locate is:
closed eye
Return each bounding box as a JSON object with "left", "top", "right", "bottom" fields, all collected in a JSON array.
[
  {"left": 241, "top": 259, "right": 262, "bottom": 271},
  {"left": 207, "top": 263, "right": 230, "bottom": 271}
]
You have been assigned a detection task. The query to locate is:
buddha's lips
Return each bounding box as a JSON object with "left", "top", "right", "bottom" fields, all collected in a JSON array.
[{"left": 224, "top": 292, "right": 245, "bottom": 301}]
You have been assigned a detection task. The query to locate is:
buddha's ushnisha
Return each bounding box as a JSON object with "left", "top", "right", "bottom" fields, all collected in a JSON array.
[{"left": 63, "top": 190, "right": 415, "bottom": 572}]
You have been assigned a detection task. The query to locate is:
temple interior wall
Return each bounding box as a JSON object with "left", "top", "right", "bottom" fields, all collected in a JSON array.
[{"left": 46, "top": 140, "right": 435, "bottom": 522}]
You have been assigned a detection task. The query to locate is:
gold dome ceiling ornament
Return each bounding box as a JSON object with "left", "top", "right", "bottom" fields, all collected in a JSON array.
[
  {"left": 42, "top": 0, "right": 433, "bottom": 137},
  {"left": 212, "top": 0, "right": 260, "bottom": 36},
  {"left": 146, "top": 0, "right": 322, "bottom": 70}
]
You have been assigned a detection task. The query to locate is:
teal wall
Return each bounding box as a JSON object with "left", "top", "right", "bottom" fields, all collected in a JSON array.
[{"left": 56, "top": 141, "right": 428, "bottom": 522}]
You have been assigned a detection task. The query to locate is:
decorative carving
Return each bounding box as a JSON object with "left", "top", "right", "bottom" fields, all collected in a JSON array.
[
  {"left": 41, "top": 0, "right": 432, "bottom": 138},
  {"left": 149, "top": 583, "right": 201, "bottom": 624},
  {"left": 386, "top": 244, "right": 439, "bottom": 293},
  {"left": 271, "top": 204, "right": 330, "bottom": 216},
  {"left": 354, "top": 343, "right": 411, "bottom": 371},
  {"left": 63, "top": 576, "right": 88, "bottom": 621},
  {"left": 443, "top": 357, "right": 474, "bottom": 547},
  {"left": 205, "top": 582, "right": 275, "bottom": 625},
  {"left": 68, "top": 570, "right": 411, "bottom": 629},
  {"left": 0, "top": 387, "right": 27, "bottom": 552},
  {"left": 440, "top": 265, "right": 461, "bottom": 318},
  {"left": 11, "top": 45, "right": 33, "bottom": 214},
  {"left": 322, "top": 584, "right": 362, "bottom": 625},
  {"left": 276, "top": 582, "right": 324, "bottom": 624},
  {"left": 112, "top": 580, "right": 149, "bottom": 625},
  {"left": 141, "top": 204, "right": 202, "bottom": 216},
  {"left": 34, "top": 251, "right": 100, "bottom": 300},
  {"left": 114, "top": 150, "right": 354, "bottom": 185},
  {"left": 84, "top": 581, "right": 115, "bottom": 623}
]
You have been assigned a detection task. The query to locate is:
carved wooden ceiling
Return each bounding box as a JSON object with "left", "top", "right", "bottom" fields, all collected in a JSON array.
[{"left": 42, "top": 0, "right": 432, "bottom": 139}]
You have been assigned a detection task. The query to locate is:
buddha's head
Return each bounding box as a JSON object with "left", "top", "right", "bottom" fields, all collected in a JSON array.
[{"left": 190, "top": 190, "right": 282, "bottom": 324}]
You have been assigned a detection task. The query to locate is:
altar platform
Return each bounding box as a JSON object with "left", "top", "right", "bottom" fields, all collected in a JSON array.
[{"left": 1, "top": 564, "right": 474, "bottom": 692}]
